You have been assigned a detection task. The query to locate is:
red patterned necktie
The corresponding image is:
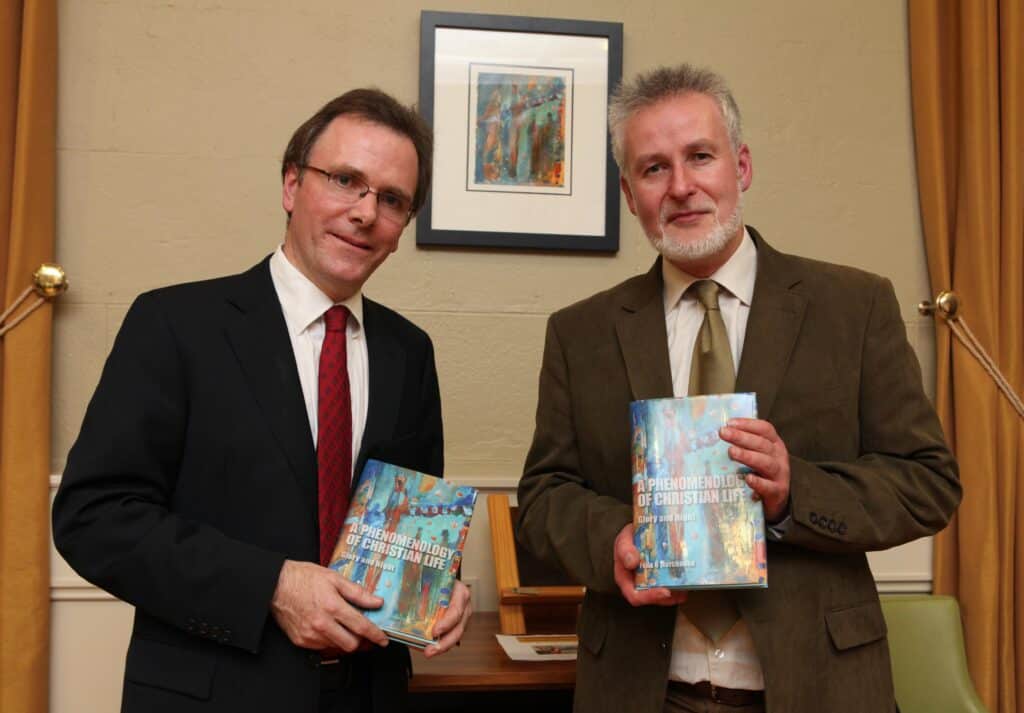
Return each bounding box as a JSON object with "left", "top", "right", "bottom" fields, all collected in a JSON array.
[{"left": 317, "top": 305, "right": 352, "bottom": 566}]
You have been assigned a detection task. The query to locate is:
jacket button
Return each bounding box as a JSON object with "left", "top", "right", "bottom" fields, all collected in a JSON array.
[
  {"left": 828, "top": 519, "right": 837, "bottom": 532},
  {"left": 838, "top": 523, "right": 847, "bottom": 535},
  {"left": 809, "top": 512, "right": 818, "bottom": 525}
]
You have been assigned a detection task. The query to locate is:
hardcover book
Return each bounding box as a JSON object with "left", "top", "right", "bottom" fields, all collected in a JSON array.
[
  {"left": 328, "top": 459, "right": 478, "bottom": 648},
  {"left": 631, "top": 394, "right": 767, "bottom": 590}
]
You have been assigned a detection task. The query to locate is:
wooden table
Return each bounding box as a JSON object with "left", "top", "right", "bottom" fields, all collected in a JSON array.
[{"left": 409, "top": 612, "right": 576, "bottom": 692}]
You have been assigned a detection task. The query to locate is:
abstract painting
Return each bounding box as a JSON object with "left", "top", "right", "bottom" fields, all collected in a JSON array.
[{"left": 467, "top": 64, "right": 573, "bottom": 194}]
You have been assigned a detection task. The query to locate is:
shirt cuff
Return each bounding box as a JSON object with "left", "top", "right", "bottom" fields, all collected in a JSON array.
[{"left": 767, "top": 514, "right": 792, "bottom": 541}]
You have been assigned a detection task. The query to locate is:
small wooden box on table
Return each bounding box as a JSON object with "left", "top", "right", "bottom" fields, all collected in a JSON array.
[{"left": 409, "top": 612, "right": 575, "bottom": 693}]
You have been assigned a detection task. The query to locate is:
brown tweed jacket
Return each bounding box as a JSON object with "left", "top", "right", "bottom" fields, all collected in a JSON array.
[{"left": 516, "top": 228, "right": 960, "bottom": 713}]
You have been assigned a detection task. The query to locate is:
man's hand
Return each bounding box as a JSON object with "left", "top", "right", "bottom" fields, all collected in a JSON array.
[
  {"left": 613, "top": 524, "right": 688, "bottom": 607},
  {"left": 270, "top": 559, "right": 388, "bottom": 653},
  {"left": 720, "top": 418, "right": 791, "bottom": 523},
  {"left": 423, "top": 579, "right": 473, "bottom": 658}
]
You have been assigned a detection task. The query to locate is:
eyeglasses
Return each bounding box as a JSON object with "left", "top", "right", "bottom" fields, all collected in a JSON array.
[{"left": 300, "top": 165, "right": 413, "bottom": 223}]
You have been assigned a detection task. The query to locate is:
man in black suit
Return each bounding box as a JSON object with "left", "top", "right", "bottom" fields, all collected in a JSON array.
[{"left": 52, "top": 88, "right": 471, "bottom": 713}]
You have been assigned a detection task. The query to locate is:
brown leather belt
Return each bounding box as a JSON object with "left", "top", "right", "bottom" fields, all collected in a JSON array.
[{"left": 668, "top": 680, "right": 765, "bottom": 707}]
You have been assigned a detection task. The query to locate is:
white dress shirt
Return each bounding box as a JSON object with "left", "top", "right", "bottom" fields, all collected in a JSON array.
[
  {"left": 662, "top": 230, "right": 766, "bottom": 691},
  {"left": 269, "top": 246, "right": 369, "bottom": 481}
]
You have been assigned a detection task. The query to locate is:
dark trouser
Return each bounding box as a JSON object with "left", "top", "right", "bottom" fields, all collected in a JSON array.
[{"left": 318, "top": 655, "right": 373, "bottom": 713}]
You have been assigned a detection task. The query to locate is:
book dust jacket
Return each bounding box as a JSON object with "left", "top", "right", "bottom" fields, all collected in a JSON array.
[
  {"left": 631, "top": 394, "right": 767, "bottom": 590},
  {"left": 328, "top": 459, "right": 478, "bottom": 648}
]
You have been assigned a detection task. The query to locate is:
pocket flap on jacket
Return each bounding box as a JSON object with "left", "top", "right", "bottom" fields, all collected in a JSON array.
[
  {"left": 577, "top": 601, "right": 607, "bottom": 656},
  {"left": 124, "top": 637, "right": 216, "bottom": 700},
  {"left": 825, "top": 601, "right": 887, "bottom": 651}
]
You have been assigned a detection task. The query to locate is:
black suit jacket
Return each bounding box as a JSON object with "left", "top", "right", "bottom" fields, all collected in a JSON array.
[{"left": 52, "top": 258, "right": 443, "bottom": 713}]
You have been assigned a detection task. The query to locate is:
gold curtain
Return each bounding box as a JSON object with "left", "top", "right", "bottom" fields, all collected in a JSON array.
[
  {"left": 0, "top": 1, "right": 57, "bottom": 712},
  {"left": 909, "top": 1, "right": 1024, "bottom": 712}
]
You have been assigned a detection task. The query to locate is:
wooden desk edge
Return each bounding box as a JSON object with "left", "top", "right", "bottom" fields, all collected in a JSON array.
[{"left": 409, "top": 668, "right": 575, "bottom": 693}]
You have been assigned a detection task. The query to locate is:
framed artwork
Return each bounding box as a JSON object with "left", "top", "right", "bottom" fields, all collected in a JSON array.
[{"left": 417, "top": 11, "right": 623, "bottom": 251}]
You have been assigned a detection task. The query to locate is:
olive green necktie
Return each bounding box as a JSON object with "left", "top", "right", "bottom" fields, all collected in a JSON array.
[
  {"left": 687, "top": 280, "right": 735, "bottom": 396},
  {"left": 682, "top": 279, "right": 741, "bottom": 642}
]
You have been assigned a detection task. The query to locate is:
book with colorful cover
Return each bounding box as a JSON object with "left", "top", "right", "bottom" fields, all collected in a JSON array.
[
  {"left": 630, "top": 394, "right": 767, "bottom": 590},
  {"left": 328, "top": 459, "right": 478, "bottom": 648}
]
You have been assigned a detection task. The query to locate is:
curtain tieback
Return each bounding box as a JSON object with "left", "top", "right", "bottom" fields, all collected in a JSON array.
[
  {"left": 920, "top": 290, "right": 1024, "bottom": 420},
  {"left": 0, "top": 263, "right": 68, "bottom": 338}
]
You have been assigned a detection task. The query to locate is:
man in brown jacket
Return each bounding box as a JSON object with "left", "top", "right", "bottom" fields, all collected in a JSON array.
[{"left": 515, "top": 64, "right": 960, "bottom": 713}]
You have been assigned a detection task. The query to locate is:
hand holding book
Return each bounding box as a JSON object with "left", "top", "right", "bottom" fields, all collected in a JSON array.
[
  {"left": 270, "top": 559, "right": 388, "bottom": 653},
  {"left": 719, "top": 417, "right": 792, "bottom": 523},
  {"left": 422, "top": 578, "right": 472, "bottom": 658},
  {"left": 613, "top": 524, "right": 688, "bottom": 607}
]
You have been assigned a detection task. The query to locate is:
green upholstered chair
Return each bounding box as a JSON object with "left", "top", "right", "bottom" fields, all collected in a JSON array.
[{"left": 879, "top": 594, "right": 988, "bottom": 713}]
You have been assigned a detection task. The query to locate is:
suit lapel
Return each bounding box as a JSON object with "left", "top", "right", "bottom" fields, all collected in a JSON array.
[
  {"left": 356, "top": 299, "right": 404, "bottom": 476},
  {"left": 614, "top": 261, "right": 674, "bottom": 401},
  {"left": 224, "top": 259, "right": 317, "bottom": 510},
  {"left": 736, "top": 229, "right": 808, "bottom": 420}
]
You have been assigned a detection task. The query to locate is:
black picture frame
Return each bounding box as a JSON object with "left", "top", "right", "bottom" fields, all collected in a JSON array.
[{"left": 417, "top": 11, "right": 623, "bottom": 252}]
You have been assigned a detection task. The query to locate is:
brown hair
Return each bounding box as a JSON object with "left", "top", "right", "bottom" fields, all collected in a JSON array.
[{"left": 281, "top": 88, "right": 433, "bottom": 215}]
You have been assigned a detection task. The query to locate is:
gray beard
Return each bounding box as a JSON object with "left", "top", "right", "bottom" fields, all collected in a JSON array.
[{"left": 649, "top": 193, "right": 744, "bottom": 265}]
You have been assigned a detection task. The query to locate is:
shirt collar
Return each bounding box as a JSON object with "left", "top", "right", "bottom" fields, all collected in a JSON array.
[
  {"left": 661, "top": 227, "right": 758, "bottom": 312},
  {"left": 270, "top": 245, "right": 364, "bottom": 335}
]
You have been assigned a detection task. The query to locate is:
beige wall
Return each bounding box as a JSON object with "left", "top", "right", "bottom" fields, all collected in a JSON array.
[
  {"left": 50, "top": 1, "right": 937, "bottom": 710},
  {"left": 52, "top": 0, "right": 935, "bottom": 481}
]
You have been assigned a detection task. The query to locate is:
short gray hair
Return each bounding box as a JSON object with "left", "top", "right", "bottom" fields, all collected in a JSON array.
[{"left": 608, "top": 64, "right": 743, "bottom": 169}]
